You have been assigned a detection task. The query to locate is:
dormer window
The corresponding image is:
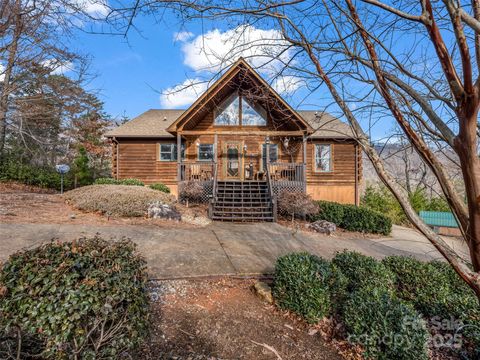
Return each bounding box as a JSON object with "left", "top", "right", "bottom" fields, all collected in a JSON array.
[{"left": 214, "top": 93, "right": 267, "bottom": 126}]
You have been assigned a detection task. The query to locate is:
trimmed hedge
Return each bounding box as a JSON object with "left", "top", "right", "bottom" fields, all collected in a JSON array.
[
  {"left": 343, "top": 288, "right": 429, "bottom": 360},
  {"left": 149, "top": 182, "right": 171, "bottom": 193},
  {"left": 311, "top": 201, "right": 392, "bottom": 235},
  {"left": 0, "top": 236, "right": 149, "bottom": 359},
  {"left": 94, "top": 177, "right": 145, "bottom": 186},
  {"left": 273, "top": 253, "right": 332, "bottom": 323},
  {"left": 332, "top": 251, "right": 395, "bottom": 295},
  {"left": 383, "top": 256, "right": 480, "bottom": 350}
]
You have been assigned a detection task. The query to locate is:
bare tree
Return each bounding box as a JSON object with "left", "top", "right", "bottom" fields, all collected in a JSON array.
[{"left": 105, "top": 0, "right": 480, "bottom": 298}]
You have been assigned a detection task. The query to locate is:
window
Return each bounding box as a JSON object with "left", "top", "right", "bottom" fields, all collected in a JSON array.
[
  {"left": 214, "top": 93, "right": 240, "bottom": 125},
  {"left": 214, "top": 93, "right": 267, "bottom": 126},
  {"left": 242, "top": 97, "right": 267, "bottom": 126},
  {"left": 262, "top": 144, "right": 278, "bottom": 170},
  {"left": 314, "top": 144, "right": 332, "bottom": 172},
  {"left": 198, "top": 144, "right": 214, "bottom": 161},
  {"left": 159, "top": 143, "right": 185, "bottom": 161}
]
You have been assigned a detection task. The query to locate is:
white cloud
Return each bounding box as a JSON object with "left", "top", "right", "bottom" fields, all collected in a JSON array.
[
  {"left": 160, "top": 78, "right": 208, "bottom": 108},
  {"left": 160, "top": 25, "right": 303, "bottom": 108},
  {"left": 173, "top": 31, "right": 194, "bottom": 42},
  {"left": 272, "top": 75, "right": 304, "bottom": 94},
  {"left": 180, "top": 25, "right": 293, "bottom": 75},
  {"left": 0, "top": 64, "right": 5, "bottom": 82},
  {"left": 70, "top": 0, "right": 109, "bottom": 17},
  {"left": 42, "top": 59, "right": 74, "bottom": 75}
]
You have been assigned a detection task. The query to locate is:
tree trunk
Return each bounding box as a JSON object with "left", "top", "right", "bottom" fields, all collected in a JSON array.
[
  {"left": 0, "top": 0, "right": 22, "bottom": 158},
  {"left": 455, "top": 111, "right": 480, "bottom": 271}
]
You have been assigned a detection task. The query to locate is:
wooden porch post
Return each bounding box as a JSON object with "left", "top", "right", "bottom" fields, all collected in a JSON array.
[
  {"left": 214, "top": 133, "right": 218, "bottom": 164},
  {"left": 302, "top": 134, "right": 307, "bottom": 164},
  {"left": 177, "top": 132, "right": 181, "bottom": 182},
  {"left": 303, "top": 134, "right": 307, "bottom": 188}
]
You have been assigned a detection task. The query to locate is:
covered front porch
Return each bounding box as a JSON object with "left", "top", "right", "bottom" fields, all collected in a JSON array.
[{"left": 175, "top": 131, "right": 308, "bottom": 203}]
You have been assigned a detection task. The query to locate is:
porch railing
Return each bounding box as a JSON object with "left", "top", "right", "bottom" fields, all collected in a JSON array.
[
  {"left": 268, "top": 162, "right": 306, "bottom": 195},
  {"left": 268, "top": 162, "right": 305, "bottom": 183},
  {"left": 180, "top": 161, "right": 215, "bottom": 182}
]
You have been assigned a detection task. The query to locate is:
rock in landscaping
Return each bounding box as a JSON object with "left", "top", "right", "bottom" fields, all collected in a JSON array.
[
  {"left": 147, "top": 201, "right": 181, "bottom": 221},
  {"left": 308, "top": 220, "right": 336, "bottom": 235},
  {"left": 253, "top": 281, "right": 273, "bottom": 304}
]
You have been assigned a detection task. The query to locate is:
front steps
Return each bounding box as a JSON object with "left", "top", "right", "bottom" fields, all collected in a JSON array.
[{"left": 210, "top": 181, "right": 275, "bottom": 222}]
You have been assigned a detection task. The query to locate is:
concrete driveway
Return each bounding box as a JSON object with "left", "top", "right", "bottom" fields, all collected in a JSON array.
[{"left": 0, "top": 222, "right": 469, "bottom": 279}]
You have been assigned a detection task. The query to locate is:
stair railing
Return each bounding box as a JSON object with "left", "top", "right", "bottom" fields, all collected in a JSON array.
[
  {"left": 265, "top": 163, "right": 278, "bottom": 222},
  {"left": 208, "top": 162, "right": 218, "bottom": 219}
]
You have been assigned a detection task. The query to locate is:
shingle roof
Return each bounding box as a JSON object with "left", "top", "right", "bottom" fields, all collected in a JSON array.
[
  {"left": 105, "top": 109, "right": 355, "bottom": 139},
  {"left": 105, "top": 109, "right": 184, "bottom": 138}
]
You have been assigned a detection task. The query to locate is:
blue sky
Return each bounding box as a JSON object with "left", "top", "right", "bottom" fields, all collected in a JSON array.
[
  {"left": 68, "top": 10, "right": 396, "bottom": 141},
  {"left": 74, "top": 15, "right": 191, "bottom": 119},
  {"left": 72, "top": 14, "right": 334, "bottom": 121}
]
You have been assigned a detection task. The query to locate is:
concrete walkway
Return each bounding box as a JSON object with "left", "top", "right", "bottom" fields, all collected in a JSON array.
[{"left": 0, "top": 222, "right": 469, "bottom": 279}]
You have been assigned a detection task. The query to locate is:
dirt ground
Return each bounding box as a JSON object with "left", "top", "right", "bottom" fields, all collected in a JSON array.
[
  {"left": 137, "top": 278, "right": 352, "bottom": 360},
  {"left": 0, "top": 182, "right": 203, "bottom": 228}
]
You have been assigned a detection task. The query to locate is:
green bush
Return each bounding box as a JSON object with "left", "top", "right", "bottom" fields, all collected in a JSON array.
[
  {"left": 331, "top": 251, "right": 395, "bottom": 296},
  {"left": 310, "top": 200, "right": 344, "bottom": 224},
  {"left": 0, "top": 236, "right": 149, "bottom": 359},
  {"left": 149, "top": 182, "right": 171, "bottom": 193},
  {"left": 343, "top": 288, "right": 429, "bottom": 360},
  {"left": 273, "top": 253, "right": 332, "bottom": 323},
  {"left": 382, "top": 256, "right": 452, "bottom": 315},
  {"left": 94, "top": 177, "right": 145, "bottom": 186},
  {"left": 312, "top": 201, "right": 392, "bottom": 235},
  {"left": 361, "top": 185, "right": 450, "bottom": 225},
  {"left": 0, "top": 158, "right": 72, "bottom": 190}
]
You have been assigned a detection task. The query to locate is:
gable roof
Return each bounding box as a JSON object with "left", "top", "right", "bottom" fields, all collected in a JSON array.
[
  {"left": 105, "top": 109, "right": 355, "bottom": 139},
  {"left": 166, "top": 58, "right": 314, "bottom": 133}
]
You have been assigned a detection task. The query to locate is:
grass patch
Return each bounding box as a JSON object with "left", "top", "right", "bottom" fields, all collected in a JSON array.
[{"left": 64, "top": 185, "right": 175, "bottom": 217}]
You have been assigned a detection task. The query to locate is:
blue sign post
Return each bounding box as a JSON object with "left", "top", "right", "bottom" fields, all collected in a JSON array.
[{"left": 55, "top": 164, "right": 70, "bottom": 194}]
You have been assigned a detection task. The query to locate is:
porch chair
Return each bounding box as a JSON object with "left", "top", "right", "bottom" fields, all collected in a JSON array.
[{"left": 190, "top": 164, "right": 202, "bottom": 180}]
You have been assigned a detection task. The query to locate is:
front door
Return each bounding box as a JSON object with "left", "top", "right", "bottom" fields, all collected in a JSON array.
[{"left": 223, "top": 141, "right": 243, "bottom": 180}]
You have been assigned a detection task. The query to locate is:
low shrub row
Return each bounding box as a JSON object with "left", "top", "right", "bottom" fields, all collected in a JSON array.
[
  {"left": 0, "top": 236, "right": 149, "bottom": 359},
  {"left": 311, "top": 201, "right": 392, "bottom": 235},
  {"left": 64, "top": 184, "right": 174, "bottom": 217},
  {"left": 149, "top": 182, "right": 171, "bottom": 193},
  {"left": 0, "top": 159, "right": 72, "bottom": 190},
  {"left": 94, "top": 177, "right": 145, "bottom": 186},
  {"left": 273, "top": 251, "right": 479, "bottom": 359}
]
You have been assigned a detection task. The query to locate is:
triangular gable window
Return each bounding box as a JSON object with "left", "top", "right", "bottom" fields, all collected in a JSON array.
[
  {"left": 242, "top": 97, "right": 267, "bottom": 126},
  {"left": 214, "top": 93, "right": 240, "bottom": 125},
  {"left": 214, "top": 93, "right": 267, "bottom": 126}
]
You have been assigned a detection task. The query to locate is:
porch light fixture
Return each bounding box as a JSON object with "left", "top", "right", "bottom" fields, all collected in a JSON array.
[
  {"left": 265, "top": 136, "right": 270, "bottom": 145},
  {"left": 243, "top": 144, "right": 248, "bottom": 152},
  {"left": 196, "top": 140, "right": 200, "bottom": 147},
  {"left": 282, "top": 137, "right": 290, "bottom": 149}
]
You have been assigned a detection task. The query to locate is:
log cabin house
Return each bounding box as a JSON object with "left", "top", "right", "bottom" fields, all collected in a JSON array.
[{"left": 106, "top": 58, "right": 362, "bottom": 221}]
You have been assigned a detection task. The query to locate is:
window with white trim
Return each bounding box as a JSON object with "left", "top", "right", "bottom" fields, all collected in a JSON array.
[
  {"left": 314, "top": 144, "right": 332, "bottom": 172},
  {"left": 198, "top": 144, "right": 214, "bottom": 161},
  {"left": 159, "top": 143, "right": 184, "bottom": 161}
]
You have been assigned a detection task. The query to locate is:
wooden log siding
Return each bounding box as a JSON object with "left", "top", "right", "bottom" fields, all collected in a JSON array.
[{"left": 116, "top": 138, "right": 177, "bottom": 185}]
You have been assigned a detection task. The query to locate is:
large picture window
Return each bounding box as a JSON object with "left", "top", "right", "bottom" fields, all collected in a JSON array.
[
  {"left": 159, "top": 143, "right": 185, "bottom": 161},
  {"left": 262, "top": 144, "right": 278, "bottom": 170},
  {"left": 314, "top": 144, "right": 332, "bottom": 172},
  {"left": 214, "top": 93, "right": 240, "bottom": 125},
  {"left": 214, "top": 93, "right": 267, "bottom": 126},
  {"left": 198, "top": 144, "right": 215, "bottom": 161},
  {"left": 242, "top": 97, "right": 267, "bottom": 126}
]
